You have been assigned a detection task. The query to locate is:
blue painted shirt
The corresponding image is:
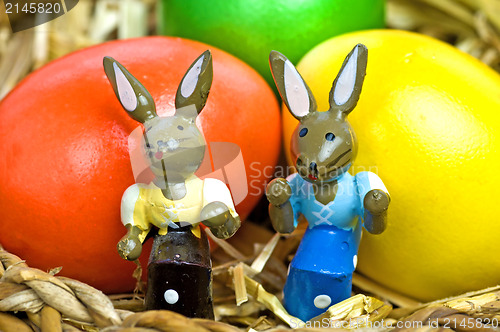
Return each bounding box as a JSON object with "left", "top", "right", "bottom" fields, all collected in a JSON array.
[{"left": 286, "top": 171, "right": 388, "bottom": 274}]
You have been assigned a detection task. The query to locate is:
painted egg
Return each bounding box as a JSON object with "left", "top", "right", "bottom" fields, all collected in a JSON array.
[
  {"left": 158, "top": 0, "right": 385, "bottom": 86},
  {"left": 0, "top": 37, "right": 281, "bottom": 293}
]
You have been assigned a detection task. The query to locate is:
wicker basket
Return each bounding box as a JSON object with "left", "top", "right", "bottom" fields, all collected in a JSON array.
[{"left": 1, "top": 223, "right": 500, "bottom": 331}]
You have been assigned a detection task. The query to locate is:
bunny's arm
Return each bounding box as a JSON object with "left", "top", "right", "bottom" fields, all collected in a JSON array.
[
  {"left": 355, "top": 172, "right": 390, "bottom": 234},
  {"left": 117, "top": 184, "right": 152, "bottom": 260},
  {"left": 200, "top": 178, "right": 240, "bottom": 239},
  {"left": 266, "top": 173, "right": 302, "bottom": 234}
]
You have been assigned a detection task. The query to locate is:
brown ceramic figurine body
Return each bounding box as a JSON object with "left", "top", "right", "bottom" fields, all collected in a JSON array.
[
  {"left": 103, "top": 51, "right": 240, "bottom": 318},
  {"left": 265, "top": 44, "right": 390, "bottom": 321}
]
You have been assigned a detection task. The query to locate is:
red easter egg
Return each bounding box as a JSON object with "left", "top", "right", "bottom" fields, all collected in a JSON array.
[{"left": 0, "top": 37, "right": 281, "bottom": 293}]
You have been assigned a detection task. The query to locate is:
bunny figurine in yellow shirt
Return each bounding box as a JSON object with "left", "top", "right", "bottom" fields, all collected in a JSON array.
[{"left": 103, "top": 51, "right": 240, "bottom": 319}]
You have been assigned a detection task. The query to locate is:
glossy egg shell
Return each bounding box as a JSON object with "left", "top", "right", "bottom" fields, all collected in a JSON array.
[
  {"left": 158, "top": 0, "right": 385, "bottom": 86},
  {"left": 0, "top": 37, "right": 281, "bottom": 293},
  {"left": 282, "top": 30, "right": 500, "bottom": 301}
]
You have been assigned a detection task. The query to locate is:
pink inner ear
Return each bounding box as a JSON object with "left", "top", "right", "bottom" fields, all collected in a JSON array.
[
  {"left": 180, "top": 55, "right": 204, "bottom": 99},
  {"left": 114, "top": 62, "right": 138, "bottom": 112},
  {"left": 333, "top": 47, "right": 358, "bottom": 106},
  {"left": 284, "top": 59, "right": 310, "bottom": 118}
]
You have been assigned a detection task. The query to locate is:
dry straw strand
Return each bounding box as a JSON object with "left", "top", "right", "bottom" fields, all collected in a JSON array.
[
  {"left": 0, "top": 311, "right": 33, "bottom": 332},
  {"left": 41, "top": 305, "right": 63, "bottom": 332}
]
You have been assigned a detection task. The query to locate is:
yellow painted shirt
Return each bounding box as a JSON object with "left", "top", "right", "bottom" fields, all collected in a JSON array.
[{"left": 120, "top": 175, "right": 238, "bottom": 242}]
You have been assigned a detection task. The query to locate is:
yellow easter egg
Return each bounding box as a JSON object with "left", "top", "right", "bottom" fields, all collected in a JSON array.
[{"left": 282, "top": 30, "right": 500, "bottom": 301}]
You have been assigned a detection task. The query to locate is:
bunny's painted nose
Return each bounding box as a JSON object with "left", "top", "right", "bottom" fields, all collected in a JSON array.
[
  {"left": 308, "top": 162, "right": 318, "bottom": 180},
  {"left": 157, "top": 139, "right": 180, "bottom": 155},
  {"left": 166, "top": 138, "right": 180, "bottom": 151},
  {"left": 155, "top": 152, "right": 163, "bottom": 159}
]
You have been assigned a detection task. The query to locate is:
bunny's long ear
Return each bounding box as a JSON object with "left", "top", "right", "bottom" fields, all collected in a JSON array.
[
  {"left": 103, "top": 56, "right": 157, "bottom": 123},
  {"left": 175, "top": 50, "right": 213, "bottom": 118},
  {"left": 329, "top": 44, "right": 368, "bottom": 117},
  {"left": 269, "top": 51, "right": 317, "bottom": 121}
]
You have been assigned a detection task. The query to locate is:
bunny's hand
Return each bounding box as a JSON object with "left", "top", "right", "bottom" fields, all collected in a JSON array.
[
  {"left": 201, "top": 201, "right": 241, "bottom": 239},
  {"left": 363, "top": 189, "right": 390, "bottom": 234},
  {"left": 117, "top": 225, "right": 143, "bottom": 261},
  {"left": 266, "top": 178, "right": 292, "bottom": 206},
  {"left": 266, "top": 178, "right": 296, "bottom": 234}
]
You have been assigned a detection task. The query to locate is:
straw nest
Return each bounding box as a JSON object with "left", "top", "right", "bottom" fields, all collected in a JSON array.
[
  {"left": 1, "top": 0, "right": 500, "bottom": 331},
  {"left": 1, "top": 222, "right": 500, "bottom": 331}
]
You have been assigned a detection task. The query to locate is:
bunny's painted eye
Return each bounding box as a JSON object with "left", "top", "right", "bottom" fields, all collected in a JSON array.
[
  {"left": 325, "top": 133, "right": 335, "bottom": 141},
  {"left": 299, "top": 128, "right": 308, "bottom": 137},
  {"left": 177, "top": 125, "right": 184, "bottom": 130}
]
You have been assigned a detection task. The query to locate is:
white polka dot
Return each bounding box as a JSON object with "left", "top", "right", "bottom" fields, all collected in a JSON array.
[
  {"left": 353, "top": 255, "right": 358, "bottom": 269},
  {"left": 164, "top": 289, "right": 179, "bottom": 304},
  {"left": 314, "top": 294, "right": 332, "bottom": 309}
]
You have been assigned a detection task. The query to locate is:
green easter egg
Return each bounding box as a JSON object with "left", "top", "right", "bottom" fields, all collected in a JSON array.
[{"left": 158, "top": 0, "right": 385, "bottom": 86}]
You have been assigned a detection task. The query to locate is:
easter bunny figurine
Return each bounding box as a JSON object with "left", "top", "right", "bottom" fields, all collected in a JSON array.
[
  {"left": 266, "top": 44, "right": 390, "bottom": 321},
  {"left": 103, "top": 51, "right": 240, "bottom": 319}
]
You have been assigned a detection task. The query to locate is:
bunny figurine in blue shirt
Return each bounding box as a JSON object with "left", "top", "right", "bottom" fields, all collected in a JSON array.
[{"left": 266, "top": 44, "right": 390, "bottom": 321}]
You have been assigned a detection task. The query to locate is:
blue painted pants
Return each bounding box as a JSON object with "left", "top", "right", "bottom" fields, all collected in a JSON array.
[{"left": 283, "top": 225, "right": 361, "bottom": 321}]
